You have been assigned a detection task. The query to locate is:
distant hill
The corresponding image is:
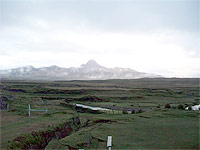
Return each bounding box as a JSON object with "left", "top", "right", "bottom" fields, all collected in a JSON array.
[{"left": 0, "top": 59, "right": 162, "bottom": 80}]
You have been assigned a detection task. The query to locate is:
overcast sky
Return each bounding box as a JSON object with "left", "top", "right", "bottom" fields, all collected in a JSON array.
[{"left": 0, "top": 0, "right": 199, "bottom": 77}]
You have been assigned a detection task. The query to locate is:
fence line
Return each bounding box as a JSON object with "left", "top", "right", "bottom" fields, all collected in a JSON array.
[{"left": 28, "top": 104, "right": 48, "bottom": 117}]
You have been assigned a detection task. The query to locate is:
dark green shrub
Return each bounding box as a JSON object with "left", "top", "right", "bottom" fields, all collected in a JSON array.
[
  {"left": 177, "top": 104, "right": 184, "bottom": 110},
  {"left": 138, "top": 109, "right": 143, "bottom": 113},
  {"left": 172, "top": 106, "right": 176, "bottom": 109},
  {"left": 122, "top": 110, "right": 128, "bottom": 114},
  {"left": 165, "top": 104, "right": 171, "bottom": 108},
  {"left": 131, "top": 110, "right": 135, "bottom": 114},
  {"left": 184, "top": 104, "right": 189, "bottom": 107}
]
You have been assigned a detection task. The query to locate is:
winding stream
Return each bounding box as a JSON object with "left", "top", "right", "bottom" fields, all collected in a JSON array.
[
  {"left": 73, "top": 103, "right": 151, "bottom": 113},
  {"left": 74, "top": 103, "right": 110, "bottom": 111}
]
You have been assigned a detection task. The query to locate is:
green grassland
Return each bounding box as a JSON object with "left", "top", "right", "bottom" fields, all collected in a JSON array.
[{"left": 0, "top": 78, "right": 199, "bottom": 149}]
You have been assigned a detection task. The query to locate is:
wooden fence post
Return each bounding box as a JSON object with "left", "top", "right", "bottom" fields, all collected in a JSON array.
[{"left": 28, "top": 104, "right": 48, "bottom": 116}]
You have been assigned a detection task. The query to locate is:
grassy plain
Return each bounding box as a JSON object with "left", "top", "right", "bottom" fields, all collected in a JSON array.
[{"left": 0, "top": 78, "right": 199, "bottom": 149}]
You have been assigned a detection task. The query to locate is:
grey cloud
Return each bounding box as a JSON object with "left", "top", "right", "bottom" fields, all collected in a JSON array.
[
  {"left": 0, "top": 0, "right": 199, "bottom": 77},
  {"left": 1, "top": 0, "right": 198, "bottom": 32}
]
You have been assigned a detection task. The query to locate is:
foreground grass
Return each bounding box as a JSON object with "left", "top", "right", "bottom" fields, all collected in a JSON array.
[
  {"left": 57, "top": 109, "right": 199, "bottom": 149},
  {"left": 0, "top": 78, "right": 199, "bottom": 149}
]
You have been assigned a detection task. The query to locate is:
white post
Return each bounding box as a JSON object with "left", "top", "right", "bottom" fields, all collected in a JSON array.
[
  {"left": 28, "top": 104, "right": 31, "bottom": 117},
  {"left": 45, "top": 108, "right": 48, "bottom": 113},
  {"left": 7, "top": 103, "right": 9, "bottom": 111},
  {"left": 107, "top": 136, "right": 112, "bottom": 150}
]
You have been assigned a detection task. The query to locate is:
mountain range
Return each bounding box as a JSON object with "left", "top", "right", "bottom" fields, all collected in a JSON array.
[{"left": 0, "top": 60, "right": 161, "bottom": 80}]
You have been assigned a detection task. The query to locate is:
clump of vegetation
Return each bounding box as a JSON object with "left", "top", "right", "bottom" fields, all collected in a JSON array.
[
  {"left": 184, "top": 104, "right": 189, "bottom": 108},
  {"left": 172, "top": 106, "right": 176, "bottom": 109},
  {"left": 80, "top": 95, "right": 103, "bottom": 102},
  {"left": 75, "top": 106, "right": 101, "bottom": 114},
  {"left": 94, "top": 119, "right": 116, "bottom": 124},
  {"left": 138, "top": 109, "right": 143, "bottom": 113},
  {"left": 131, "top": 110, "right": 135, "bottom": 114},
  {"left": 136, "top": 95, "right": 144, "bottom": 99},
  {"left": 165, "top": 104, "right": 171, "bottom": 108},
  {"left": 157, "top": 105, "right": 160, "bottom": 108},
  {"left": 43, "top": 113, "right": 52, "bottom": 117},
  {"left": 60, "top": 102, "right": 75, "bottom": 109},
  {"left": 65, "top": 95, "right": 104, "bottom": 103},
  {"left": 122, "top": 110, "right": 128, "bottom": 114},
  {"left": 177, "top": 104, "right": 184, "bottom": 110}
]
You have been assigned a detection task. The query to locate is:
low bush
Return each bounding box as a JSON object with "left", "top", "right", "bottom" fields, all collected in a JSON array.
[
  {"left": 177, "top": 104, "right": 184, "bottom": 110},
  {"left": 131, "top": 110, "right": 135, "bottom": 114},
  {"left": 172, "top": 106, "right": 176, "bottom": 109},
  {"left": 122, "top": 110, "right": 128, "bottom": 114},
  {"left": 138, "top": 109, "right": 143, "bottom": 113},
  {"left": 165, "top": 104, "right": 171, "bottom": 108}
]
